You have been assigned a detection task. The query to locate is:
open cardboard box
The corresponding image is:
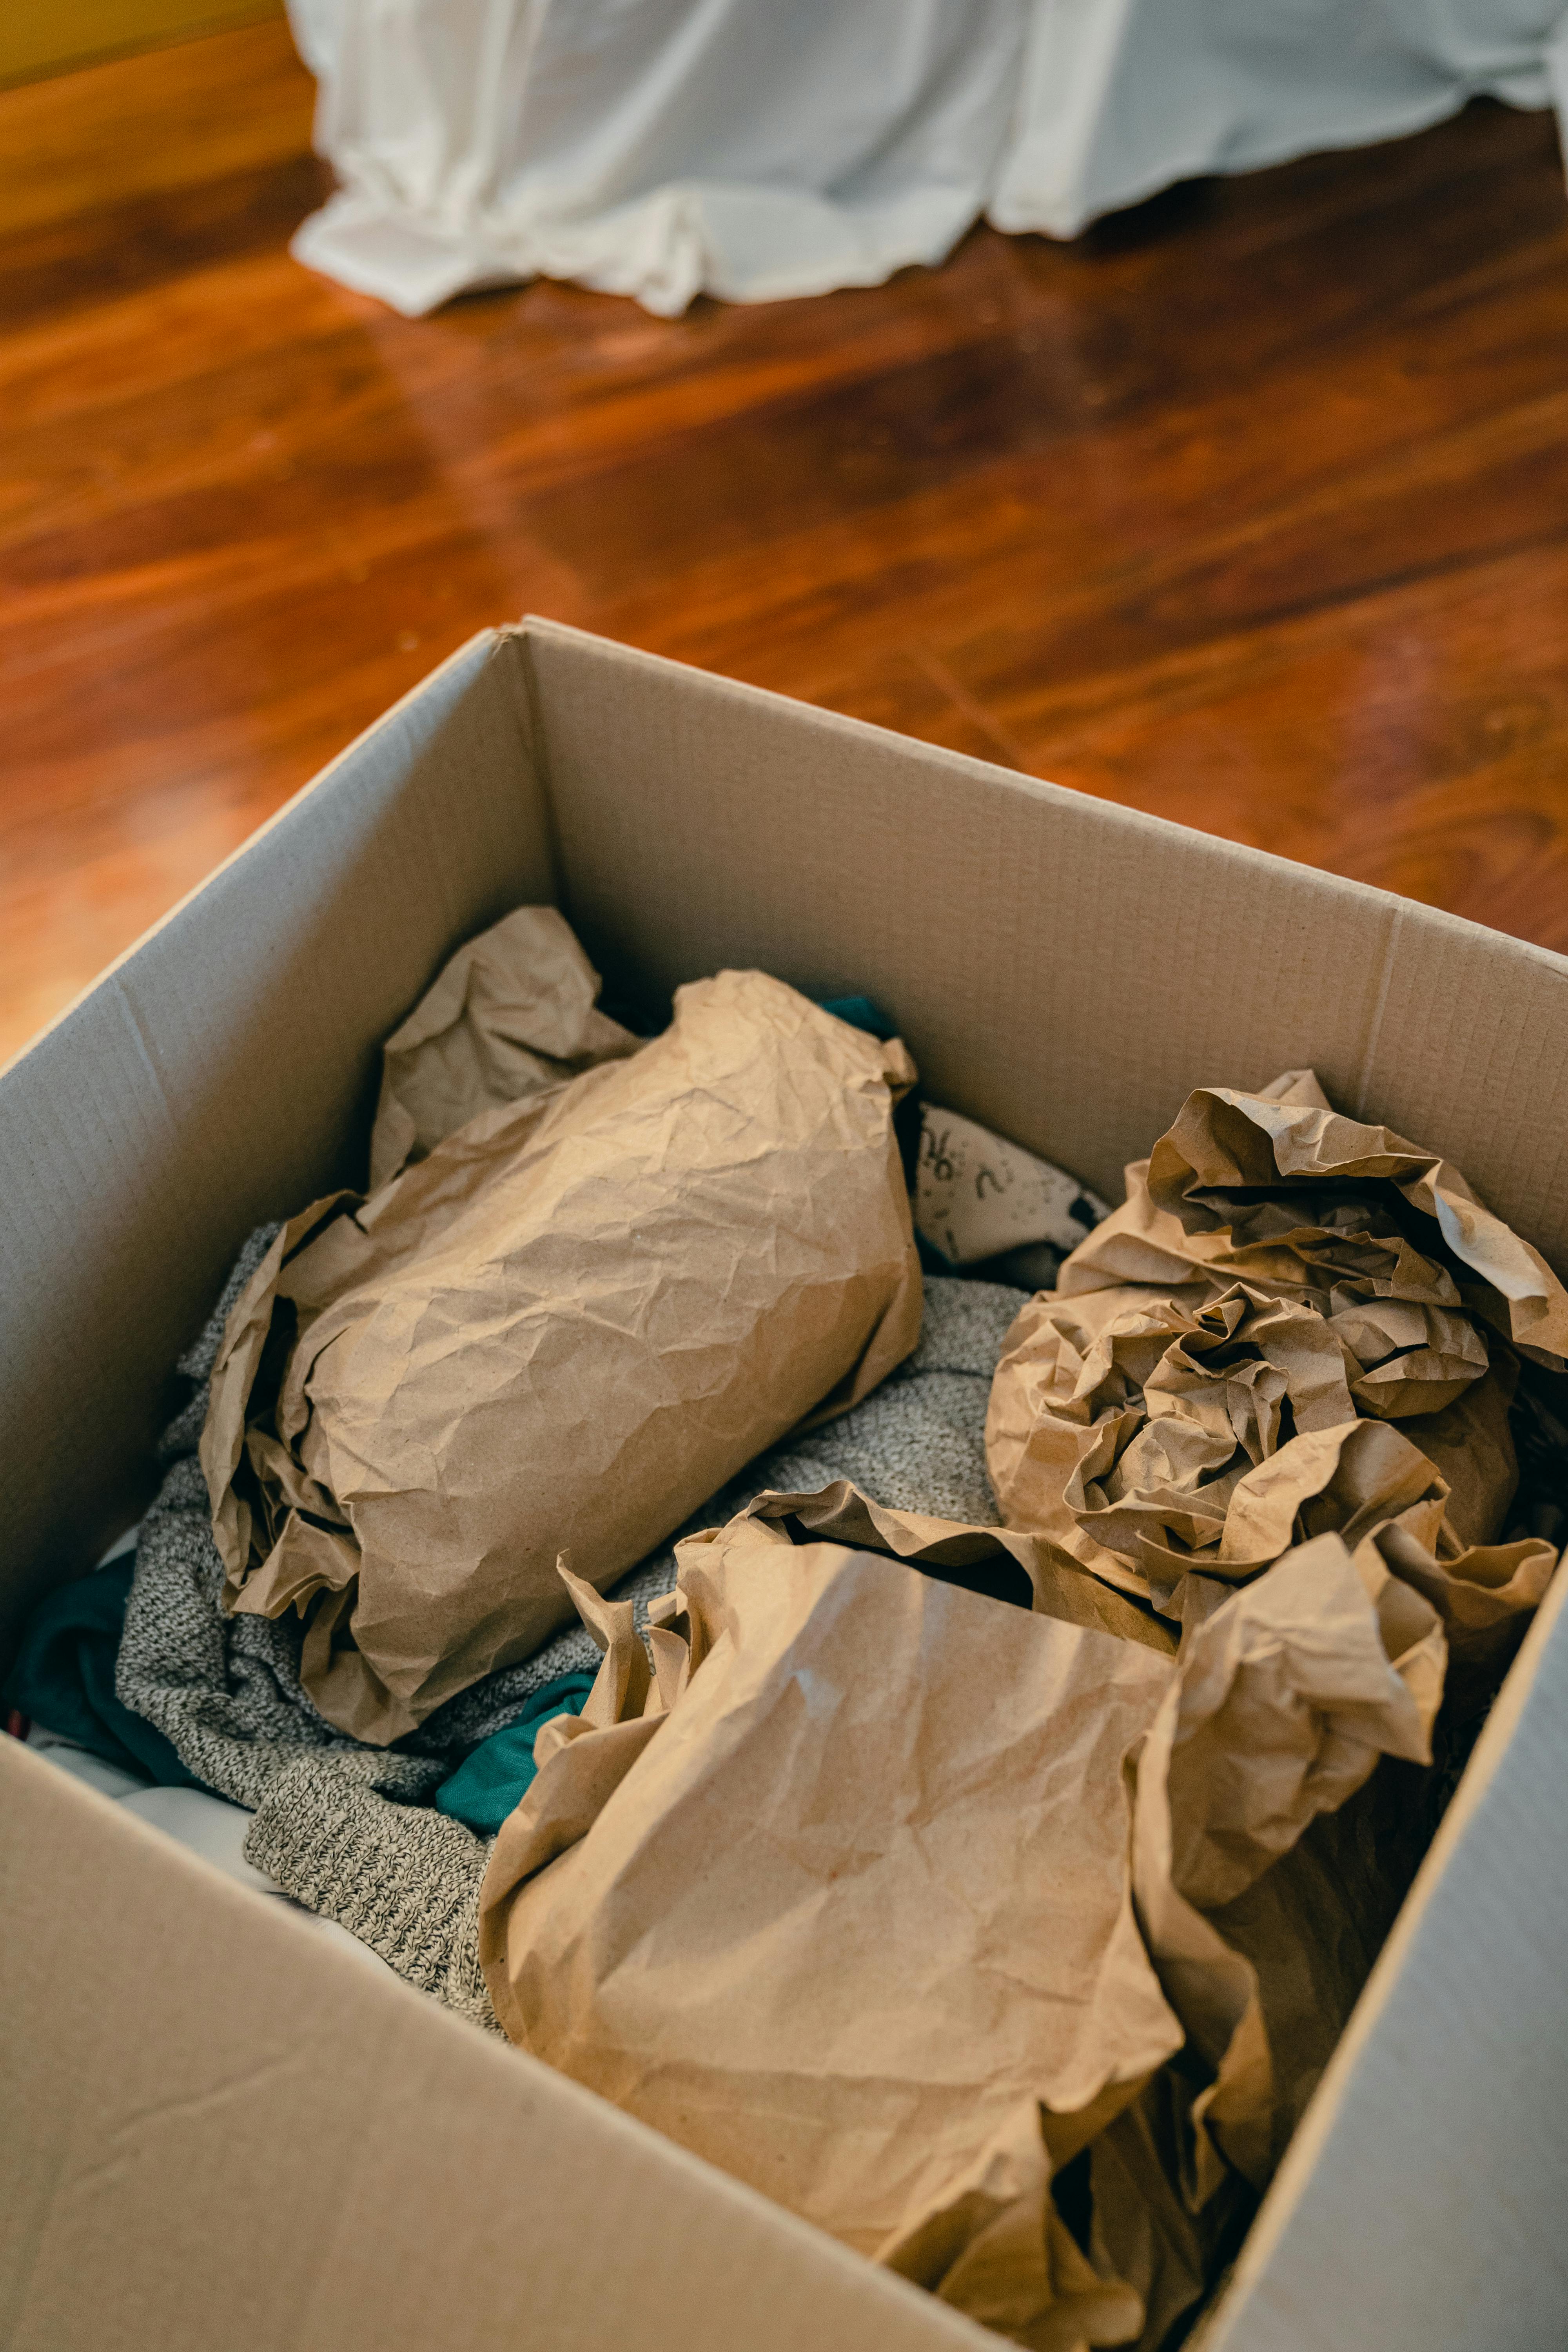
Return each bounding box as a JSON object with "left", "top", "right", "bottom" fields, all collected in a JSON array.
[{"left": 4, "top": 620, "right": 1568, "bottom": 2352}]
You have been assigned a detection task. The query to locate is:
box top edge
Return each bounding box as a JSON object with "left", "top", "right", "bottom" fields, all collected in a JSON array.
[{"left": 515, "top": 615, "right": 1568, "bottom": 984}]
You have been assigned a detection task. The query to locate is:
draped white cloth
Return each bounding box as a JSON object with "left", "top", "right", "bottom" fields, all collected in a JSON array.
[{"left": 286, "top": 0, "right": 1568, "bottom": 318}]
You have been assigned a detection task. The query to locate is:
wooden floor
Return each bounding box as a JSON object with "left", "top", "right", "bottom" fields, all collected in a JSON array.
[{"left": 5, "top": 24, "right": 1568, "bottom": 1068}]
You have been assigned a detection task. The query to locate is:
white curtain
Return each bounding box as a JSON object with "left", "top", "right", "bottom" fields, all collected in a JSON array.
[{"left": 287, "top": 0, "right": 1568, "bottom": 318}]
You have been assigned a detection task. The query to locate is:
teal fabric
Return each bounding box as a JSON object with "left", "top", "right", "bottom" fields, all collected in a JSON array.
[
  {"left": 434, "top": 1671, "right": 598, "bottom": 1836},
  {"left": 4, "top": 1559, "right": 204, "bottom": 1788},
  {"left": 818, "top": 995, "right": 897, "bottom": 1041}
]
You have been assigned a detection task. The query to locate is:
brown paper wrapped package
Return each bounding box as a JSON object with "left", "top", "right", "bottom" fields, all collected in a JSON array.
[
  {"left": 987, "top": 1068, "right": 1568, "bottom": 1629},
  {"left": 201, "top": 941, "right": 922, "bottom": 1743},
  {"left": 478, "top": 1486, "right": 1455, "bottom": 2352}
]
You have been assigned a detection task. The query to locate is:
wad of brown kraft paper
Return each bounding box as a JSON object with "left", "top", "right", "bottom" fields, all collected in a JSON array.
[
  {"left": 367, "top": 902, "right": 643, "bottom": 1188},
  {"left": 987, "top": 1065, "right": 1568, "bottom": 1643},
  {"left": 1081, "top": 1522, "right": 1449, "bottom": 2350},
  {"left": 476, "top": 1486, "right": 1450, "bottom": 2352},
  {"left": 200, "top": 920, "right": 922, "bottom": 1746}
]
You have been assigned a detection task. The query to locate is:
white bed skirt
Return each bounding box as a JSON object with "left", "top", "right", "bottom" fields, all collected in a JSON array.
[{"left": 285, "top": 0, "right": 1568, "bottom": 318}]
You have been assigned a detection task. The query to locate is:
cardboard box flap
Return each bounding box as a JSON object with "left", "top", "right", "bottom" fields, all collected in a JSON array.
[
  {"left": 0, "top": 630, "right": 552, "bottom": 1652},
  {"left": 519, "top": 619, "right": 1568, "bottom": 1272},
  {"left": 0, "top": 1739, "right": 986, "bottom": 2352}
]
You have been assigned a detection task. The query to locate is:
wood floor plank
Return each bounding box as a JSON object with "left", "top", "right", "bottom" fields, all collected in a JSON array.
[
  {"left": 0, "top": 18, "right": 312, "bottom": 235},
  {"left": 4, "top": 20, "right": 1568, "bottom": 1065}
]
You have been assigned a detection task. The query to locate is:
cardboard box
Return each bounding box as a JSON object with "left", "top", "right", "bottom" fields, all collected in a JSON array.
[{"left": 3, "top": 619, "right": 1567, "bottom": 2352}]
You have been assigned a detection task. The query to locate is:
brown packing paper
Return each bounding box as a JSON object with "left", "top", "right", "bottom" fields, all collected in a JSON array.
[
  {"left": 1083, "top": 2071, "right": 1251, "bottom": 2352},
  {"left": 1390, "top": 1350, "right": 1520, "bottom": 1550},
  {"left": 985, "top": 1292, "right": 1516, "bottom": 1622},
  {"left": 1073, "top": 1530, "right": 1450, "bottom": 2348},
  {"left": 878, "top": 2102, "right": 1145, "bottom": 2352},
  {"left": 1357, "top": 1516, "right": 1557, "bottom": 1719},
  {"left": 988, "top": 1069, "right": 1568, "bottom": 1623},
  {"left": 1143, "top": 1070, "right": 1568, "bottom": 1368},
  {"left": 368, "top": 904, "right": 642, "bottom": 1189},
  {"left": 481, "top": 1498, "right": 1185, "bottom": 2343},
  {"left": 1080, "top": 1710, "right": 1437, "bottom": 2352},
  {"left": 476, "top": 1490, "right": 1454, "bottom": 2350},
  {"left": 739, "top": 1480, "right": 1178, "bottom": 1656},
  {"left": 202, "top": 961, "right": 922, "bottom": 1742},
  {"left": 1058, "top": 1068, "right": 1568, "bottom": 1371}
]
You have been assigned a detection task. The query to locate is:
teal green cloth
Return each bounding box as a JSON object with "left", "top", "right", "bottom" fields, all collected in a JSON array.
[
  {"left": 818, "top": 994, "right": 897, "bottom": 1041},
  {"left": 434, "top": 1671, "right": 598, "bottom": 1836},
  {"left": 4, "top": 1558, "right": 204, "bottom": 1789}
]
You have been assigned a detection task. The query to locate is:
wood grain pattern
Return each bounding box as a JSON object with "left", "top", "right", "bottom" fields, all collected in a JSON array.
[
  {"left": 1, "top": 0, "right": 279, "bottom": 96},
  {"left": 5, "top": 21, "right": 1568, "bottom": 1067}
]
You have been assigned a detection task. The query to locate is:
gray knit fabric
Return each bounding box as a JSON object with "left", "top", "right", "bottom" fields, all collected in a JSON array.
[
  {"left": 116, "top": 1229, "right": 440, "bottom": 1811},
  {"left": 243, "top": 1757, "right": 498, "bottom": 2027},
  {"left": 762, "top": 1276, "right": 1020, "bottom": 1524},
  {"left": 118, "top": 1223, "right": 1027, "bottom": 2016}
]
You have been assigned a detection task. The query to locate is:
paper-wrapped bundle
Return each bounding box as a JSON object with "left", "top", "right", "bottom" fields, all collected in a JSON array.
[
  {"left": 987, "top": 1068, "right": 1568, "bottom": 1628},
  {"left": 202, "top": 932, "right": 922, "bottom": 1743},
  {"left": 478, "top": 1486, "right": 1450, "bottom": 2350}
]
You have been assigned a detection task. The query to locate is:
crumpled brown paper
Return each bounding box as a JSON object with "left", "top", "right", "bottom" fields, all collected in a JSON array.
[
  {"left": 988, "top": 1069, "right": 1568, "bottom": 1624},
  {"left": 477, "top": 1485, "right": 1449, "bottom": 2350},
  {"left": 481, "top": 1497, "right": 1183, "bottom": 2346},
  {"left": 1074, "top": 1524, "right": 1450, "bottom": 2345},
  {"left": 202, "top": 963, "right": 922, "bottom": 1743},
  {"left": 738, "top": 1480, "right": 1178, "bottom": 1655},
  {"left": 1062, "top": 1069, "right": 1568, "bottom": 1364},
  {"left": 368, "top": 904, "right": 641, "bottom": 1188}
]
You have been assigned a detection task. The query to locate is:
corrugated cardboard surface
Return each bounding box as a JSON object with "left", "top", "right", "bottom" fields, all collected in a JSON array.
[
  {"left": 524, "top": 621, "right": 1568, "bottom": 1269},
  {"left": 0, "top": 1739, "right": 982, "bottom": 2352},
  {"left": 2, "top": 619, "right": 1566, "bottom": 2350},
  {"left": 0, "top": 632, "right": 550, "bottom": 1655}
]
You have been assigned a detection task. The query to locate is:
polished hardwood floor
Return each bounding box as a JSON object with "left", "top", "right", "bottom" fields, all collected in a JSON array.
[{"left": 5, "top": 22, "right": 1568, "bottom": 1065}]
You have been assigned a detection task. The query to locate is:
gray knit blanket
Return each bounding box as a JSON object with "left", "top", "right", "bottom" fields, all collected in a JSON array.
[{"left": 118, "top": 1226, "right": 1026, "bottom": 2026}]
